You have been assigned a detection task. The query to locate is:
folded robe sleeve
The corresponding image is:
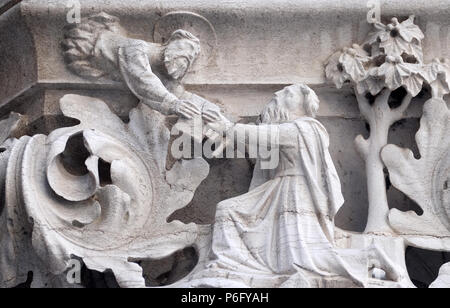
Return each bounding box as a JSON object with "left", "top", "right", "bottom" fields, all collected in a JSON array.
[{"left": 118, "top": 44, "right": 179, "bottom": 115}]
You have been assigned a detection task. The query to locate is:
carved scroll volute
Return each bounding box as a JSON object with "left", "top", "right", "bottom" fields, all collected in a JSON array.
[{"left": 15, "top": 95, "right": 209, "bottom": 287}]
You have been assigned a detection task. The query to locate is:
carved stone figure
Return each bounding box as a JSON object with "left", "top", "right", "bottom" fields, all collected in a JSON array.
[
  {"left": 62, "top": 12, "right": 220, "bottom": 130},
  {"left": 63, "top": 13, "right": 189, "bottom": 116},
  {"left": 1, "top": 2, "right": 449, "bottom": 288},
  {"left": 178, "top": 85, "right": 405, "bottom": 288}
]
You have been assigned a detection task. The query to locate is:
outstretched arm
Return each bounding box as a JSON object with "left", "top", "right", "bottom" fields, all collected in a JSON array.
[
  {"left": 202, "top": 110, "right": 282, "bottom": 150},
  {"left": 118, "top": 44, "right": 200, "bottom": 118}
]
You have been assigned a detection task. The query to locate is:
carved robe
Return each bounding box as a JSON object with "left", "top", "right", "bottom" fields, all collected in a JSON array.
[
  {"left": 187, "top": 118, "right": 369, "bottom": 287},
  {"left": 94, "top": 34, "right": 219, "bottom": 141}
]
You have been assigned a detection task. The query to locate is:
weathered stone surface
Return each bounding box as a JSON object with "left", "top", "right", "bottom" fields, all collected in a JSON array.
[{"left": 0, "top": 0, "right": 449, "bottom": 288}]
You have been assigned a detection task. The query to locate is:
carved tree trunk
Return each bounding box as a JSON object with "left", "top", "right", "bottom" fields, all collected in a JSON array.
[{"left": 355, "top": 89, "right": 413, "bottom": 234}]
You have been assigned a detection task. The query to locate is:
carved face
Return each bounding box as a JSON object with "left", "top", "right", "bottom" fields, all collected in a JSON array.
[
  {"left": 164, "top": 39, "right": 197, "bottom": 80},
  {"left": 165, "top": 56, "right": 189, "bottom": 80},
  {"left": 275, "top": 86, "right": 305, "bottom": 117}
]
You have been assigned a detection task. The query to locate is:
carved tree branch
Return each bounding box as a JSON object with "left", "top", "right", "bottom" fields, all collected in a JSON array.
[
  {"left": 374, "top": 89, "right": 392, "bottom": 110},
  {"left": 354, "top": 88, "right": 395, "bottom": 234},
  {"left": 389, "top": 93, "right": 413, "bottom": 124},
  {"left": 355, "top": 134, "right": 370, "bottom": 159},
  {"left": 355, "top": 91, "right": 373, "bottom": 122}
]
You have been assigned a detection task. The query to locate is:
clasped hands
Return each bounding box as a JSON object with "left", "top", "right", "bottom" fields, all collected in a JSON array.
[{"left": 176, "top": 99, "right": 234, "bottom": 135}]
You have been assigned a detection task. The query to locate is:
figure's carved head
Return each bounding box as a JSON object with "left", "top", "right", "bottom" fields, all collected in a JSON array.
[
  {"left": 163, "top": 30, "right": 201, "bottom": 80},
  {"left": 260, "top": 84, "right": 320, "bottom": 124}
]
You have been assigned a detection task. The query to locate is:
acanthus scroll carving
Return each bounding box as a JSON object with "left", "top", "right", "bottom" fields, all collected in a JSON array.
[
  {"left": 0, "top": 95, "right": 209, "bottom": 288},
  {"left": 381, "top": 98, "right": 450, "bottom": 245}
]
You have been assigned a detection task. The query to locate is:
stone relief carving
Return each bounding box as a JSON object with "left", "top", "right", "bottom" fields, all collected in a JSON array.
[
  {"left": 176, "top": 85, "right": 409, "bottom": 288},
  {"left": 325, "top": 15, "right": 449, "bottom": 235},
  {"left": 62, "top": 11, "right": 220, "bottom": 142},
  {"left": 0, "top": 112, "right": 22, "bottom": 218},
  {"left": 0, "top": 95, "right": 209, "bottom": 288},
  {"left": 381, "top": 98, "right": 450, "bottom": 246},
  {"left": 325, "top": 13, "right": 450, "bottom": 287},
  {"left": 0, "top": 5, "right": 448, "bottom": 288},
  {"left": 153, "top": 11, "right": 218, "bottom": 70}
]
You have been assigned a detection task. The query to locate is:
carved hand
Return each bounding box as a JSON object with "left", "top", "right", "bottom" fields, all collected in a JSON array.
[
  {"left": 175, "top": 100, "right": 201, "bottom": 119},
  {"left": 202, "top": 109, "right": 234, "bottom": 134}
]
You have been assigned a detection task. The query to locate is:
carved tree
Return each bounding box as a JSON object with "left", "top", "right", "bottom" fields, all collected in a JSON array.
[{"left": 325, "top": 16, "right": 446, "bottom": 234}]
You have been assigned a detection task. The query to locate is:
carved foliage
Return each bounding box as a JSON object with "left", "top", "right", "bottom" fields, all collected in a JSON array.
[
  {"left": 381, "top": 98, "right": 450, "bottom": 238},
  {"left": 2, "top": 95, "right": 209, "bottom": 287},
  {"left": 325, "top": 16, "right": 436, "bottom": 97}
]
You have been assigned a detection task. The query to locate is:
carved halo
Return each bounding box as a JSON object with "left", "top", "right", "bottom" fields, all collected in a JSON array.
[{"left": 153, "top": 11, "right": 218, "bottom": 71}]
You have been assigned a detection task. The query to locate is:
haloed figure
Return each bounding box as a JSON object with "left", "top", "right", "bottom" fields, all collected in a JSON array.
[
  {"left": 62, "top": 13, "right": 204, "bottom": 119},
  {"left": 188, "top": 84, "right": 403, "bottom": 288}
]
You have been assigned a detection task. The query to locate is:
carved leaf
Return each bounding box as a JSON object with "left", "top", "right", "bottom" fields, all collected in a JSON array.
[
  {"left": 396, "top": 16, "right": 425, "bottom": 43},
  {"left": 365, "top": 22, "right": 388, "bottom": 46},
  {"left": 365, "top": 16, "right": 424, "bottom": 62},
  {"left": 325, "top": 51, "right": 350, "bottom": 89},
  {"left": 381, "top": 17, "right": 424, "bottom": 61},
  {"left": 376, "top": 57, "right": 424, "bottom": 96},
  {"left": 401, "top": 63, "right": 425, "bottom": 97},
  {"left": 377, "top": 59, "right": 410, "bottom": 90},
  {"left": 325, "top": 46, "right": 370, "bottom": 88},
  {"left": 339, "top": 45, "right": 370, "bottom": 82},
  {"left": 356, "top": 67, "right": 385, "bottom": 96},
  {"left": 381, "top": 98, "right": 450, "bottom": 244},
  {"left": 7, "top": 95, "right": 209, "bottom": 287},
  {"left": 421, "top": 58, "right": 450, "bottom": 97}
]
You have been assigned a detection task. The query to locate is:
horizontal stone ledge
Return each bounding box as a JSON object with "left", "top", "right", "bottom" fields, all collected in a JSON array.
[
  {"left": 1, "top": 0, "right": 450, "bottom": 107},
  {"left": 0, "top": 81, "right": 431, "bottom": 122}
]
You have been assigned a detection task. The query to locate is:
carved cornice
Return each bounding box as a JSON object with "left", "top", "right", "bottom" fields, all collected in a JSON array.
[{"left": 2, "top": 1, "right": 450, "bottom": 108}]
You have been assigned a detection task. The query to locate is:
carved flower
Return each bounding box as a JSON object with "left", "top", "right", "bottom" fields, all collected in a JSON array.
[
  {"left": 365, "top": 16, "right": 424, "bottom": 62},
  {"left": 420, "top": 58, "right": 450, "bottom": 98},
  {"left": 325, "top": 44, "right": 369, "bottom": 88}
]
